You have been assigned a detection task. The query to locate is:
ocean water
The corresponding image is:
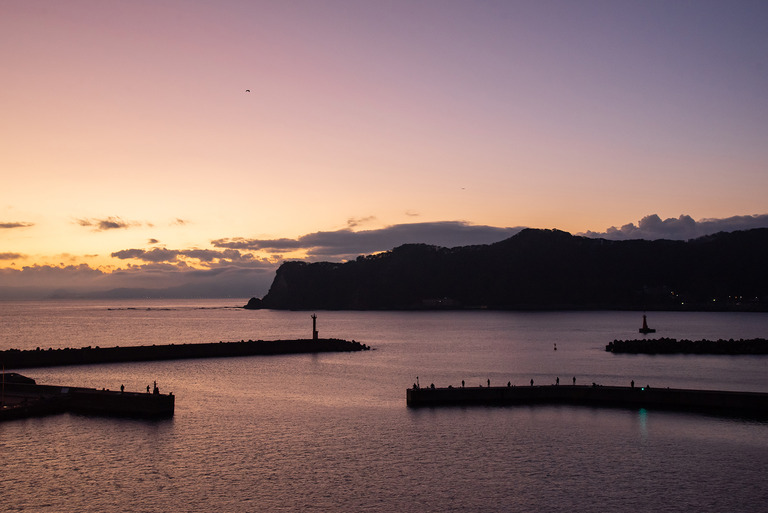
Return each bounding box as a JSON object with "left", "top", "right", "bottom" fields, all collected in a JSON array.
[{"left": 1, "top": 300, "right": 767, "bottom": 512}]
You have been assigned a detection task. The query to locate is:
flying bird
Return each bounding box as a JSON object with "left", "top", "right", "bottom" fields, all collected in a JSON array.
[{"left": 245, "top": 89, "right": 250, "bottom": 92}]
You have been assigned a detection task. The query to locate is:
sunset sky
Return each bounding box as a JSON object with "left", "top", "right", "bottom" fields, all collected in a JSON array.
[{"left": 2, "top": 1, "right": 767, "bottom": 299}]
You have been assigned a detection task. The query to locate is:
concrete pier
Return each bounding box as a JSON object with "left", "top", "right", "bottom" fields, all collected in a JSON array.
[
  {"left": 406, "top": 384, "right": 768, "bottom": 417},
  {"left": 1, "top": 374, "right": 174, "bottom": 421}
]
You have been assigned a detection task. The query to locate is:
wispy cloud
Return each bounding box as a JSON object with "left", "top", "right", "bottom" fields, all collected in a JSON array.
[
  {"left": 346, "top": 216, "right": 376, "bottom": 229},
  {"left": 212, "top": 221, "right": 523, "bottom": 260},
  {"left": 0, "top": 222, "right": 34, "bottom": 229},
  {"left": 581, "top": 214, "right": 768, "bottom": 240},
  {"left": 77, "top": 216, "right": 143, "bottom": 231}
]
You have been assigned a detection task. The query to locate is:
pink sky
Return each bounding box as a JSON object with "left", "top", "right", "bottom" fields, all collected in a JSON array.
[{"left": 1, "top": 1, "right": 767, "bottom": 298}]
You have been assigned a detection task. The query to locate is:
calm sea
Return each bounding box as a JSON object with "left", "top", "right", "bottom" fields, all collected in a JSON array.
[{"left": 1, "top": 300, "right": 767, "bottom": 512}]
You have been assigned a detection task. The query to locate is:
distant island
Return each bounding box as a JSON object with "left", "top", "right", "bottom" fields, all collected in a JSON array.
[{"left": 245, "top": 228, "right": 768, "bottom": 311}]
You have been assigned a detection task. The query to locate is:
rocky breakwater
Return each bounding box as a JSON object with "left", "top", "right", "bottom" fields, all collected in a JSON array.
[
  {"left": 0, "top": 339, "right": 370, "bottom": 369},
  {"left": 606, "top": 337, "right": 768, "bottom": 355}
]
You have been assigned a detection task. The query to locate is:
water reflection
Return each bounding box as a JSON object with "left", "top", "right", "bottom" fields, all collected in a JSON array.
[{"left": 637, "top": 407, "right": 648, "bottom": 441}]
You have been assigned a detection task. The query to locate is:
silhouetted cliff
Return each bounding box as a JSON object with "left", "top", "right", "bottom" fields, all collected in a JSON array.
[{"left": 246, "top": 228, "right": 768, "bottom": 311}]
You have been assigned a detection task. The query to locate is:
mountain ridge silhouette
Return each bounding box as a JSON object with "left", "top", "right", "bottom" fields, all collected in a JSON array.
[{"left": 246, "top": 228, "right": 768, "bottom": 311}]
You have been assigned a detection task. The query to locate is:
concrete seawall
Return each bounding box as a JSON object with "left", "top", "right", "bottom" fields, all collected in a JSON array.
[
  {"left": 406, "top": 385, "right": 768, "bottom": 417},
  {"left": 1, "top": 376, "right": 174, "bottom": 421},
  {"left": 0, "top": 338, "right": 370, "bottom": 369}
]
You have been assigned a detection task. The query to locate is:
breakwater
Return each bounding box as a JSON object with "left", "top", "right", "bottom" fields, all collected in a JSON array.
[
  {"left": 606, "top": 337, "right": 768, "bottom": 354},
  {"left": 1, "top": 374, "right": 174, "bottom": 421},
  {"left": 406, "top": 384, "right": 768, "bottom": 417},
  {"left": 0, "top": 338, "right": 370, "bottom": 369}
]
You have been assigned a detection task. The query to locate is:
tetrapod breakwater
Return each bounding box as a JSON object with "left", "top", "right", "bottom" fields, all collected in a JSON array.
[
  {"left": 606, "top": 337, "right": 768, "bottom": 354},
  {"left": 0, "top": 338, "right": 370, "bottom": 369}
]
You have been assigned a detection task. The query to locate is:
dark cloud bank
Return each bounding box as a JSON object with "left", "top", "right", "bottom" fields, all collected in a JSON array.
[
  {"left": 1, "top": 215, "right": 767, "bottom": 300},
  {"left": 0, "top": 263, "right": 276, "bottom": 300},
  {"left": 212, "top": 221, "right": 523, "bottom": 260}
]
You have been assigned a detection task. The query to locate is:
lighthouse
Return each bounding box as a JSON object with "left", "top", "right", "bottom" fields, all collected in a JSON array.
[{"left": 639, "top": 314, "right": 656, "bottom": 334}]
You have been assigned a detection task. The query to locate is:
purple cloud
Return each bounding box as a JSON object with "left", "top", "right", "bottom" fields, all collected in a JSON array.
[
  {"left": 581, "top": 214, "right": 768, "bottom": 241},
  {"left": 212, "top": 221, "right": 523, "bottom": 260}
]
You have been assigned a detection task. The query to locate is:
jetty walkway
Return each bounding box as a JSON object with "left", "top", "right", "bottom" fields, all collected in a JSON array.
[
  {"left": 1, "top": 373, "right": 174, "bottom": 421},
  {"left": 0, "top": 338, "right": 370, "bottom": 369},
  {"left": 406, "top": 384, "right": 768, "bottom": 417}
]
